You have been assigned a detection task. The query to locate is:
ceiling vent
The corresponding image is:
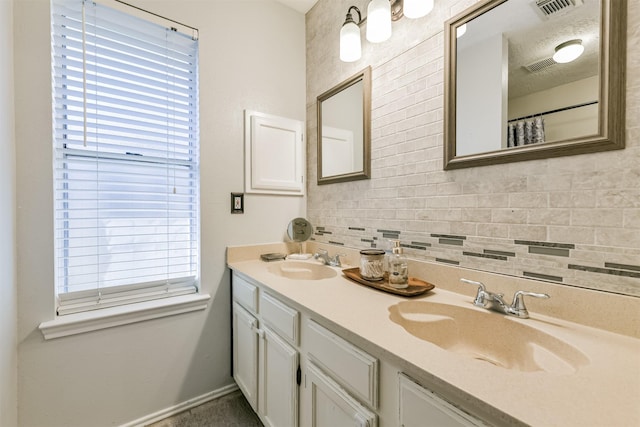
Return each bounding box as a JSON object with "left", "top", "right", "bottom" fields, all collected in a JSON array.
[
  {"left": 524, "top": 57, "right": 556, "bottom": 73},
  {"left": 534, "top": 0, "right": 583, "bottom": 18}
]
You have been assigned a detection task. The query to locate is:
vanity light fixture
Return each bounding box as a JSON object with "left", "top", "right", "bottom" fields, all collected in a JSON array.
[
  {"left": 367, "top": 0, "right": 393, "bottom": 43},
  {"left": 340, "top": 6, "right": 363, "bottom": 62},
  {"left": 552, "top": 39, "right": 584, "bottom": 63},
  {"left": 404, "top": 0, "right": 434, "bottom": 19},
  {"left": 339, "top": 0, "right": 433, "bottom": 62}
]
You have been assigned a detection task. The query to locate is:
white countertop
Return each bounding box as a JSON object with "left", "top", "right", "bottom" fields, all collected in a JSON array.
[{"left": 227, "top": 243, "right": 640, "bottom": 427}]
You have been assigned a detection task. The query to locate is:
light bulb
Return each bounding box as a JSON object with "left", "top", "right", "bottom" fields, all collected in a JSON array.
[
  {"left": 366, "top": 0, "right": 392, "bottom": 43},
  {"left": 340, "top": 21, "right": 362, "bottom": 62},
  {"left": 404, "top": 0, "right": 434, "bottom": 19}
]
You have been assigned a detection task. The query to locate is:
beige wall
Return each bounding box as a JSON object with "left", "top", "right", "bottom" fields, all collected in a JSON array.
[
  {"left": 0, "top": 1, "right": 18, "bottom": 425},
  {"left": 14, "top": 0, "right": 306, "bottom": 425},
  {"left": 306, "top": 0, "right": 640, "bottom": 297}
]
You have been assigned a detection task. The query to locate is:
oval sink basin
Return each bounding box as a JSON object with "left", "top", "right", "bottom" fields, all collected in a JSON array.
[
  {"left": 389, "top": 301, "right": 589, "bottom": 374},
  {"left": 267, "top": 261, "right": 338, "bottom": 280}
]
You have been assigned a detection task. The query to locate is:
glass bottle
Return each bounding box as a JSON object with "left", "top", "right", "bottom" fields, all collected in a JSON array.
[{"left": 388, "top": 240, "right": 408, "bottom": 289}]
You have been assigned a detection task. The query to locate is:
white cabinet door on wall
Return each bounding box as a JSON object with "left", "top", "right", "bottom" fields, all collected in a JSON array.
[
  {"left": 244, "top": 110, "right": 305, "bottom": 195},
  {"left": 232, "top": 302, "right": 259, "bottom": 411},
  {"left": 399, "top": 373, "right": 484, "bottom": 427},
  {"left": 304, "top": 362, "right": 377, "bottom": 427},
  {"left": 259, "top": 326, "right": 299, "bottom": 427}
]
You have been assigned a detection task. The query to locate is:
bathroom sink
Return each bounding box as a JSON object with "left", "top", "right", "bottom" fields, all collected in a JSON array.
[
  {"left": 267, "top": 261, "right": 338, "bottom": 280},
  {"left": 388, "top": 301, "right": 589, "bottom": 374}
]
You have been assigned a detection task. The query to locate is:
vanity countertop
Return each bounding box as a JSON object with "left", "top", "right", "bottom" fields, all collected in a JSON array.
[{"left": 227, "top": 243, "right": 640, "bottom": 427}]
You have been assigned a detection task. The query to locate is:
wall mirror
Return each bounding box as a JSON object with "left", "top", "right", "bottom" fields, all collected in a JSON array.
[
  {"left": 317, "top": 67, "right": 371, "bottom": 184},
  {"left": 444, "top": 0, "right": 626, "bottom": 170}
]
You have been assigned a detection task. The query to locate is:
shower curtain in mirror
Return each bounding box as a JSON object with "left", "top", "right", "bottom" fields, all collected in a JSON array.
[{"left": 507, "top": 116, "right": 545, "bottom": 147}]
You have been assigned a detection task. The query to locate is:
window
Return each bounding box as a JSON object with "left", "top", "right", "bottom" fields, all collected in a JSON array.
[{"left": 52, "top": 0, "right": 199, "bottom": 315}]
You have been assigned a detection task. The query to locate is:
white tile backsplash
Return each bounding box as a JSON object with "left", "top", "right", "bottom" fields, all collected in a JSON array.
[{"left": 306, "top": 0, "right": 640, "bottom": 297}]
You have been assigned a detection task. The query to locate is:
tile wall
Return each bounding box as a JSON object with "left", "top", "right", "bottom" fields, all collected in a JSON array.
[{"left": 305, "top": 0, "right": 640, "bottom": 297}]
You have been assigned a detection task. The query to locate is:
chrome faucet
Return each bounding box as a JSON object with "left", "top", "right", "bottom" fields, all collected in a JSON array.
[
  {"left": 313, "top": 249, "right": 345, "bottom": 267},
  {"left": 460, "top": 278, "right": 550, "bottom": 319}
]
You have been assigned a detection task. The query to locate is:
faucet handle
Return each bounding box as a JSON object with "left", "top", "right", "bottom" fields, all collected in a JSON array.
[
  {"left": 509, "top": 291, "right": 550, "bottom": 318},
  {"left": 330, "top": 253, "right": 346, "bottom": 267},
  {"left": 460, "top": 278, "right": 487, "bottom": 307}
]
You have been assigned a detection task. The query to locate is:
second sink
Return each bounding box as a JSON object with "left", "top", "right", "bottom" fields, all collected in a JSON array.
[
  {"left": 268, "top": 261, "right": 338, "bottom": 280},
  {"left": 389, "top": 301, "right": 589, "bottom": 375}
]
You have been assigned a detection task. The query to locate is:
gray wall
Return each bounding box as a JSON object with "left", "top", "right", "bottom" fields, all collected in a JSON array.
[{"left": 14, "top": 0, "right": 306, "bottom": 425}]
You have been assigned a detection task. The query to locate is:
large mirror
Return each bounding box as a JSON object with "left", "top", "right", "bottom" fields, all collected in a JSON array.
[
  {"left": 317, "top": 67, "right": 371, "bottom": 184},
  {"left": 444, "top": 0, "right": 626, "bottom": 169}
]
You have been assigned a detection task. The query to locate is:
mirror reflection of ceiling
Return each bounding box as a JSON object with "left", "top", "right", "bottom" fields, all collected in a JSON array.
[{"left": 457, "top": 0, "right": 600, "bottom": 99}]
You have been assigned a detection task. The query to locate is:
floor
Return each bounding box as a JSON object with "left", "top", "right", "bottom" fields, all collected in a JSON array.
[{"left": 147, "top": 390, "right": 263, "bottom": 427}]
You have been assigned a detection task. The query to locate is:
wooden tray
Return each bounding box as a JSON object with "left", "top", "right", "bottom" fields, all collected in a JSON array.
[{"left": 342, "top": 267, "right": 435, "bottom": 297}]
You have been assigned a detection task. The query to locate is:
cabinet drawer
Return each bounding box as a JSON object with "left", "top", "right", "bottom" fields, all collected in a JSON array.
[
  {"left": 260, "top": 292, "right": 299, "bottom": 345},
  {"left": 305, "top": 319, "right": 378, "bottom": 408},
  {"left": 232, "top": 272, "right": 258, "bottom": 313}
]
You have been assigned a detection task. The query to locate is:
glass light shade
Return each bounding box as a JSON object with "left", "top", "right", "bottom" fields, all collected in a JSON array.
[
  {"left": 456, "top": 23, "right": 467, "bottom": 38},
  {"left": 340, "top": 21, "right": 362, "bottom": 62},
  {"left": 366, "top": 0, "right": 392, "bottom": 43},
  {"left": 403, "top": 0, "right": 434, "bottom": 19},
  {"left": 553, "top": 40, "right": 584, "bottom": 63}
]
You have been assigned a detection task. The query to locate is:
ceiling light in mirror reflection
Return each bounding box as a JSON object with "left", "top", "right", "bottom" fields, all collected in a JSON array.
[{"left": 553, "top": 39, "right": 585, "bottom": 63}]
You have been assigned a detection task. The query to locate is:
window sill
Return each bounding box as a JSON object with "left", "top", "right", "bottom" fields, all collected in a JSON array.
[{"left": 39, "top": 293, "right": 211, "bottom": 340}]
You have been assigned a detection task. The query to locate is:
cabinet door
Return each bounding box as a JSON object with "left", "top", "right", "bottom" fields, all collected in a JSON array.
[
  {"left": 259, "top": 326, "right": 299, "bottom": 427},
  {"left": 232, "top": 302, "right": 259, "bottom": 411},
  {"left": 244, "top": 110, "right": 305, "bottom": 195},
  {"left": 304, "top": 362, "right": 377, "bottom": 427},
  {"left": 399, "top": 373, "right": 484, "bottom": 427}
]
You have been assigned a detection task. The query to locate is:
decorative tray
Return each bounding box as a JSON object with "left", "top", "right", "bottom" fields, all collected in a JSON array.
[{"left": 342, "top": 267, "right": 435, "bottom": 297}]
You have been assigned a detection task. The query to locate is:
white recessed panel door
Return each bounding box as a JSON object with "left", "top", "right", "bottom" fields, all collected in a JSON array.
[
  {"left": 321, "top": 126, "right": 355, "bottom": 177},
  {"left": 245, "top": 110, "right": 305, "bottom": 195}
]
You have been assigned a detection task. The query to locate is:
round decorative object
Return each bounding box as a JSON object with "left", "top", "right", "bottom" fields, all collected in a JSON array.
[{"left": 287, "top": 218, "right": 313, "bottom": 243}]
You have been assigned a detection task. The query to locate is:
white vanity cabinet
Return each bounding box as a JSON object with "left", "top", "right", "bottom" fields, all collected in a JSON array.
[
  {"left": 232, "top": 272, "right": 300, "bottom": 427},
  {"left": 232, "top": 301, "right": 259, "bottom": 410},
  {"left": 302, "top": 319, "right": 379, "bottom": 427},
  {"left": 231, "top": 269, "right": 486, "bottom": 427},
  {"left": 304, "top": 362, "right": 377, "bottom": 427},
  {"left": 258, "top": 325, "right": 299, "bottom": 427},
  {"left": 398, "top": 373, "right": 485, "bottom": 427}
]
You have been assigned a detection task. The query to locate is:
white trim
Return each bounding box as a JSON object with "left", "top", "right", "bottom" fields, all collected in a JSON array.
[
  {"left": 120, "top": 383, "right": 240, "bottom": 427},
  {"left": 39, "top": 293, "right": 210, "bottom": 340}
]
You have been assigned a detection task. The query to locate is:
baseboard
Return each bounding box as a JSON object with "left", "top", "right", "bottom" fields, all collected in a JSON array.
[{"left": 121, "top": 383, "right": 240, "bottom": 427}]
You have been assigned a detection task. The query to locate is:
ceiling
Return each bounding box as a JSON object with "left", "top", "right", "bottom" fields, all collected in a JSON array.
[
  {"left": 274, "top": 0, "right": 319, "bottom": 14},
  {"left": 457, "top": 0, "right": 600, "bottom": 99}
]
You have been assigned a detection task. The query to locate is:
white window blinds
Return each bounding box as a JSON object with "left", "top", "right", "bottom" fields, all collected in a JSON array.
[{"left": 52, "top": 0, "right": 200, "bottom": 315}]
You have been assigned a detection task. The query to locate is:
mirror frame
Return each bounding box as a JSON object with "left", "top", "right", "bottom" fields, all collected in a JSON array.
[
  {"left": 317, "top": 66, "right": 372, "bottom": 184},
  {"left": 443, "top": 0, "right": 627, "bottom": 170}
]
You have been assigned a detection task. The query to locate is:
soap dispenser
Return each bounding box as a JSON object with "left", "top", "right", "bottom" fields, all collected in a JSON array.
[{"left": 389, "top": 240, "right": 408, "bottom": 289}]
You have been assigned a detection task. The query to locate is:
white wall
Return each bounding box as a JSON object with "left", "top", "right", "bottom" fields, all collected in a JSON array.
[
  {"left": 456, "top": 34, "right": 507, "bottom": 155},
  {"left": 0, "top": 1, "right": 18, "bottom": 426},
  {"left": 509, "top": 76, "right": 599, "bottom": 142},
  {"left": 14, "top": 0, "right": 306, "bottom": 425}
]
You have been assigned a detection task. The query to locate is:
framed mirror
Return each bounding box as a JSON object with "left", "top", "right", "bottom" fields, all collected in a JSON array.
[
  {"left": 444, "top": 0, "right": 626, "bottom": 170},
  {"left": 317, "top": 67, "right": 371, "bottom": 184}
]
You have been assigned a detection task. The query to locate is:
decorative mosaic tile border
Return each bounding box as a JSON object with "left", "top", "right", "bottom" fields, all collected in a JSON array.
[{"left": 310, "top": 225, "right": 640, "bottom": 297}]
